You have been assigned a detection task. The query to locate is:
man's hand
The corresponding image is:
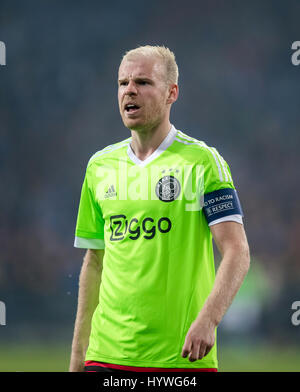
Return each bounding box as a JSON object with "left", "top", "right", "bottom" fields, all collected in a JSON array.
[{"left": 181, "top": 314, "right": 216, "bottom": 361}]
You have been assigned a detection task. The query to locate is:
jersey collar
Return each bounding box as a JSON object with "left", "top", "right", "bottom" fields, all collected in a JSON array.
[{"left": 127, "top": 125, "right": 178, "bottom": 168}]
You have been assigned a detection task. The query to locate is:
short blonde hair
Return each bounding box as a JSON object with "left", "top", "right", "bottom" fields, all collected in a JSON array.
[{"left": 121, "top": 45, "right": 179, "bottom": 85}]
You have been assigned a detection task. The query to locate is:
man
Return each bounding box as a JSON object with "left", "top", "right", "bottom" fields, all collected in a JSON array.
[{"left": 69, "top": 45, "right": 250, "bottom": 372}]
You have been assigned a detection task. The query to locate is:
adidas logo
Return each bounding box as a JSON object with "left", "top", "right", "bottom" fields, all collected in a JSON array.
[{"left": 104, "top": 185, "right": 117, "bottom": 199}]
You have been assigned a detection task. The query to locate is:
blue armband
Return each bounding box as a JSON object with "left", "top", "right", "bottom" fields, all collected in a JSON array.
[{"left": 203, "top": 188, "right": 243, "bottom": 224}]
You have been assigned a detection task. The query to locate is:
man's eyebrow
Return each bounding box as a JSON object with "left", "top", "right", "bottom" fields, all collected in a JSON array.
[
  {"left": 135, "top": 77, "right": 153, "bottom": 82},
  {"left": 118, "top": 76, "right": 153, "bottom": 83}
]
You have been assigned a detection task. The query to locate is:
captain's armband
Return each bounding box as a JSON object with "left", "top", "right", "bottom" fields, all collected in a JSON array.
[{"left": 203, "top": 188, "right": 243, "bottom": 225}]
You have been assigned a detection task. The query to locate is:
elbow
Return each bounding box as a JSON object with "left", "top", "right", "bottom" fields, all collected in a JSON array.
[
  {"left": 241, "top": 241, "right": 251, "bottom": 275},
  {"left": 226, "top": 240, "right": 250, "bottom": 275}
]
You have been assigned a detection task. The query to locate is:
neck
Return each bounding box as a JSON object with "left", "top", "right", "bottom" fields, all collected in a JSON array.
[{"left": 130, "top": 120, "right": 172, "bottom": 161}]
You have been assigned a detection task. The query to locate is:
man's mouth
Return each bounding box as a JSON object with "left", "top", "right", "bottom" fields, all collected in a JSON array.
[{"left": 124, "top": 103, "right": 140, "bottom": 113}]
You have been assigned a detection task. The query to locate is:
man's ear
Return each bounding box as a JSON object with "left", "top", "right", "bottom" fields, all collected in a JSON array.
[{"left": 166, "top": 84, "right": 179, "bottom": 105}]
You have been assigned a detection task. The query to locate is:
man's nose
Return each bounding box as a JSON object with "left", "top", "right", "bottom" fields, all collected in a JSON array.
[{"left": 124, "top": 80, "right": 138, "bottom": 95}]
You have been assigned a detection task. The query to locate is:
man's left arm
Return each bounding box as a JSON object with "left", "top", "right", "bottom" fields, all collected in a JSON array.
[{"left": 181, "top": 221, "right": 250, "bottom": 362}]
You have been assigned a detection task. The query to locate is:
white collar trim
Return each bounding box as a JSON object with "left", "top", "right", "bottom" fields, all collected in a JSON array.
[{"left": 127, "top": 125, "right": 177, "bottom": 167}]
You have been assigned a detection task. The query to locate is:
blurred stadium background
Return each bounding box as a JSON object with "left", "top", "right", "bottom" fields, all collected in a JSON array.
[{"left": 1, "top": 0, "right": 300, "bottom": 371}]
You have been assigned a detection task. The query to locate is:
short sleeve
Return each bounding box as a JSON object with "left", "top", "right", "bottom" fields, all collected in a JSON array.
[
  {"left": 202, "top": 147, "right": 243, "bottom": 226},
  {"left": 74, "top": 166, "right": 105, "bottom": 249}
]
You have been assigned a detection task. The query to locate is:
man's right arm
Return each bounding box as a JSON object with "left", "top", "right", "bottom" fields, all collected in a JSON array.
[{"left": 69, "top": 249, "right": 104, "bottom": 372}]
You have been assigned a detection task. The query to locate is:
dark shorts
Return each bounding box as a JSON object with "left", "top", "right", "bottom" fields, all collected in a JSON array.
[
  {"left": 85, "top": 361, "right": 134, "bottom": 373},
  {"left": 84, "top": 360, "right": 217, "bottom": 373}
]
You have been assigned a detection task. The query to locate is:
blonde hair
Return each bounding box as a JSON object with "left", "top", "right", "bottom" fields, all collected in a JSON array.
[{"left": 121, "top": 45, "right": 179, "bottom": 85}]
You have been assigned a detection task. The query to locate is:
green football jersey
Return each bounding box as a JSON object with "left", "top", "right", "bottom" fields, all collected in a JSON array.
[{"left": 74, "top": 125, "right": 243, "bottom": 369}]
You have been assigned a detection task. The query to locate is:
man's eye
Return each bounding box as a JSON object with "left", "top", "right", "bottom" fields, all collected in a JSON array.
[{"left": 139, "top": 81, "right": 148, "bottom": 85}]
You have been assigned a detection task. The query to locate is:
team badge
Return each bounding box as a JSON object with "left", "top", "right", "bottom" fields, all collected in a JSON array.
[{"left": 155, "top": 175, "right": 181, "bottom": 202}]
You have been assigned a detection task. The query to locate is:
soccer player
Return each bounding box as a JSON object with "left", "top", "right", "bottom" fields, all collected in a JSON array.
[{"left": 69, "top": 46, "right": 250, "bottom": 372}]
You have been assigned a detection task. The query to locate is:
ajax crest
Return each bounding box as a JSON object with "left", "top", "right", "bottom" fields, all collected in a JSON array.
[{"left": 155, "top": 175, "right": 181, "bottom": 202}]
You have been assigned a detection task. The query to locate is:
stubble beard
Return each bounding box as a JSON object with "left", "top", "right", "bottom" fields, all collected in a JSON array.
[{"left": 122, "top": 103, "right": 166, "bottom": 133}]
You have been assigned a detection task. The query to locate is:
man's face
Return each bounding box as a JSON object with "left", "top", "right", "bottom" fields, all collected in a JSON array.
[{"left": 118, "top": 56, "right": 171, "bottom": 131}]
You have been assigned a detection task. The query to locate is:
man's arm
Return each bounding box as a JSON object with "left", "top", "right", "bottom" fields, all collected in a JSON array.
[
  {"left": 181, "top": 221, "right": 250, "bottom": 362},
  {"left": 69, "top": 249, "right": 104, "bottom": 372}
]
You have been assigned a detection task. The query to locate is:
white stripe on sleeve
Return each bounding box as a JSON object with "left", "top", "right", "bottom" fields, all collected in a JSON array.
[
  {"left": 74, "top": 237, "right": 105, "bottom": 249},
  {"left": 208, "top": 214, "right": 243, "bottom": 227}
]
